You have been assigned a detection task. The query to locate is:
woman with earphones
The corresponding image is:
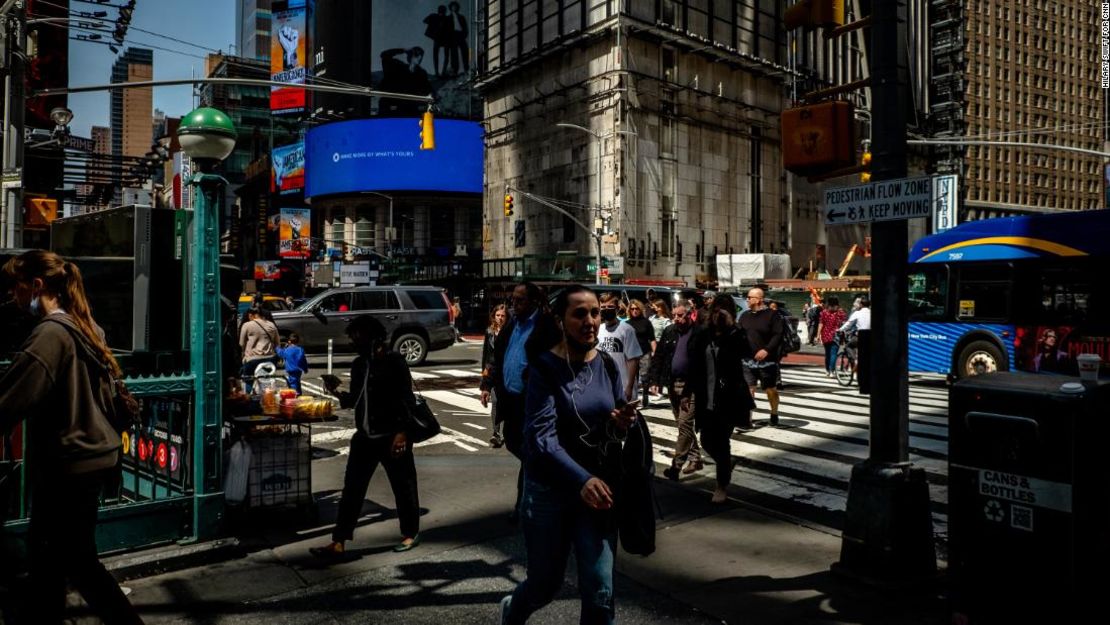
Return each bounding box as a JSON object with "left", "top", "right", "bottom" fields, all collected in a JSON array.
[{"left": 499, "top": 285, "right": 639, "bottom": 625}]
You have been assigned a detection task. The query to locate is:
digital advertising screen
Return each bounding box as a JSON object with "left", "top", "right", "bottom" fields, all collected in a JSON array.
[
  {"left": 254, "top": 261, "right": 282, "bottom": 281},
  {"left": 270, "top": 0, "right": 308, "bottom": 114},
  {"left": 305, "top": 118, "right": 483, "bottom": 197},
  {"left": 272, "top": 141, "right": 305, "bottom": 195},
  {"left": 371, "top": 0, "right": 479, "bottom": 118},
  {"left": 279, "top": 208, "right": 312, "bottom": 258}
]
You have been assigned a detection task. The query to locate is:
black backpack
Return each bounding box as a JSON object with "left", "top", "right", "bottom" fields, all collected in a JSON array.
[
  {"left": 597, "top": 351, "right": 660, "bottom": 556},
  {"left": 48, "top": 319, "right": 141, "bottom": 434}
]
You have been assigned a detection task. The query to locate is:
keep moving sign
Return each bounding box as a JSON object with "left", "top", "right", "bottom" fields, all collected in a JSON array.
[{"left": 824, "top": 175, "right": 946, "bottom": 226}]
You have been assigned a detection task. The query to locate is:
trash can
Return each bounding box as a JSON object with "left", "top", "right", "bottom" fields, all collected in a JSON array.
[{"left": 948, "top": 374, "right": 1110, "bottom": 624}]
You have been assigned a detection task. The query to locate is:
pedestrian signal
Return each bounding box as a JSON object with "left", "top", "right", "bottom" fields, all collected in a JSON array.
[{"left": 419, "top": 110, "right": 436, "bottom": 150}]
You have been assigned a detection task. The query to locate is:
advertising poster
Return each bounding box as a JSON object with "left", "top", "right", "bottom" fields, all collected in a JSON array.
[
  {"left": 270, "top": 1, "right": 308, "bottom": 114},
  {"left": 279, "top": 208, "right": 312, "bottom": 258},
  {"left": 1014, "top": 325, "right": 1110, "bottom": 376},
  {"left": 254, "top": 261, "right": 282, "bottom": 281},
  {"left": 271, "top": 141, "right": 305, "bottom": 194},
  {"left": 371, "top": 0, "right": 479, "bottom": 118}
]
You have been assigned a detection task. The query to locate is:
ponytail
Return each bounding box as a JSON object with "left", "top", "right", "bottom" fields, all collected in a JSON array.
[{"left": 61, "top": 261, "right": 122, "bottom": 377}]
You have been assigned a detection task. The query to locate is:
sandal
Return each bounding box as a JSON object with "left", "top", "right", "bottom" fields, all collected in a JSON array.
[
  {"left": 392, "top": 535, "right": 421, "bottom": 552},
  {"left": 309, "top": 541, "right": 345, "bottom": 558}
]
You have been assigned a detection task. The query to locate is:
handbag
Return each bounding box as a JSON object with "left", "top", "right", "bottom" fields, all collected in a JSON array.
[{"left": 405, "top": 377, "right": 442, "bottom": 444}]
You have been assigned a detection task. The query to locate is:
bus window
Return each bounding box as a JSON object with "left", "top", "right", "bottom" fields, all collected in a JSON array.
[
  {"left": 908, "top": 267, "right": 948, "bottom": 319},
  {"left": 1039, "top": 268, "right": 1092, "bottom": 324},
  {"left": 955, "top": 265, "right": 1011, "bottom": 321}
]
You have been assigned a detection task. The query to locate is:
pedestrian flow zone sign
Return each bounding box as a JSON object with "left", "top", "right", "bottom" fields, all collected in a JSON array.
[{"left": 823, "top": 175, "right": 934, "bottom": 226}]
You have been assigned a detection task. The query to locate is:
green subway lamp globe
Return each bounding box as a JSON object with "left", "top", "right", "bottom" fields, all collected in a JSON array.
[{"left": 177, "top": 107, "right": 237, "bottom": 162}]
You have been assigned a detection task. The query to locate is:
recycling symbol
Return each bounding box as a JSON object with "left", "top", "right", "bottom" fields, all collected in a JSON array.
[{"left": 984, "top": 499, "right": 1005, "bottom": 522}]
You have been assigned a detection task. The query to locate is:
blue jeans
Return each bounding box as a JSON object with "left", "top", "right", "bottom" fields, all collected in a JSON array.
[
  {"left": 505, "top": 477, "right": 617, "bottom": 625},
  {"left": 824, "top": 341, "right": 839, "bottom": 373}
]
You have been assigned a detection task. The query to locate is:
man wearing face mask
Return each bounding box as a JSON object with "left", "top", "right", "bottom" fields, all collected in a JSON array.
[
  {"left": 648, "top": 300, "right": 704, "bottom": 480},
  {"left": 311, "top": 316, "right": 423, "bottom": 557},
  {"left": 596, "top": 292, "right": 643, "bottom": 402}
]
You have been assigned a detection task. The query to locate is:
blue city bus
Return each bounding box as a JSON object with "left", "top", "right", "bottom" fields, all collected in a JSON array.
[{"left": 906, "top": 209, "right": 1110, "bottom": 379}]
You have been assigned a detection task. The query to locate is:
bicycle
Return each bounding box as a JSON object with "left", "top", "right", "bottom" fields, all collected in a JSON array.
[{"left": 834, "top": 329, "right": 858, "bottom": 386}]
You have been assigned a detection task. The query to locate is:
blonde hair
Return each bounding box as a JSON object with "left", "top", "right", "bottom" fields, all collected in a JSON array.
[{"left": 3, "top": 250, "right": 121, "bottom": 376}]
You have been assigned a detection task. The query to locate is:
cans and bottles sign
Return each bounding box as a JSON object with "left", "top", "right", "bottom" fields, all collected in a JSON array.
[
  {"left": 279, "top": 208, "right": 312, "bottom": 258},
  {"left": 271, "top": 0, "right": 308, "bottom": 114}
]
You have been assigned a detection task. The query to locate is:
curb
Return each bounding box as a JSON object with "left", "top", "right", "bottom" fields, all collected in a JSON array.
[{"left": 103, "top": 537, "right": 245, "bottom": 582}]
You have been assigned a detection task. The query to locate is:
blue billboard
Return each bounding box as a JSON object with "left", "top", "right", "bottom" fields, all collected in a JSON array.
[{"left": 305, "top": 118, "right": 483, "bottom": 197}]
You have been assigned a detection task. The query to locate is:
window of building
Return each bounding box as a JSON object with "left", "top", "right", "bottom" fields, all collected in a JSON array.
[
  {"left": 660, "top": 215, "right": 675, "bottom": 257},
  {"left": 330, "top": 218, "right": 346, "bottom": 249},
  {"left": 354, "top": 213, "right": 374, "bottom": 249}
]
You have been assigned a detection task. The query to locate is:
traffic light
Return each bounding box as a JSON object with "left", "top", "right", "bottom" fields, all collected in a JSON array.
[
  {"left": 784, "top": 0, "right": 845, "bottom": 31},
  {"left": 781, "top": 100, "right": 855, "bottom": 176},
  {"left": 419, "top": 110, "right": 435, "bottom": 150},
  {"left": 860, "top": 147, "right": 872, "bottom": 182},
  {"left": 503, "top": 193, "right": 514, "bottom": 217}
]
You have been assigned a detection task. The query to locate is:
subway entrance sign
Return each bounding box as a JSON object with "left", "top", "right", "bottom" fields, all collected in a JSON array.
[{"left": 823, "top": 175, "right": 934, "bottom": 226}]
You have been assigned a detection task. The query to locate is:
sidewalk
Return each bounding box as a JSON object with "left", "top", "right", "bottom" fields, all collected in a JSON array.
[{"left": 58, "top": 455, "right": 945, "bottom": 624}]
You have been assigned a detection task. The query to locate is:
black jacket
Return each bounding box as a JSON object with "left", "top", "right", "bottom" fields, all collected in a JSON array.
[
  {"left": 687, "top": 327, "right": 756, "bottom": 426},
  {"left": 0, "top": 314, "right": 120, "bottom": 475},
  {"left": 647, "top": 323, "right": 701, "bottom": 390},
  {"left": 479, "top": 310, "right": 559, "bottom": 397},
  {"left": 337, "top": 350, "right": 417, "bottom": 439}
]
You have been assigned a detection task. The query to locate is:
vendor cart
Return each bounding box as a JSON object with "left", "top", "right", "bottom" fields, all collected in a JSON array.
[{"left": 229, "top": 413, "right": 336, "bottom": 511}]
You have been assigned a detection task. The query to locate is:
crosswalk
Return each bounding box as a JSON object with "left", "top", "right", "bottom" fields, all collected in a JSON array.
[{"left": 304, "top": 364, "right": 952, "bottom": 538}]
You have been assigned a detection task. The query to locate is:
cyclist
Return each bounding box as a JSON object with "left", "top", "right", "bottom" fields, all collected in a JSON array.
[
  {"left": 840, "top": 296, "right": 871, "bottom": 393},
  {"left": 833, "top": 323, "right": 859, "bottom": 386}
]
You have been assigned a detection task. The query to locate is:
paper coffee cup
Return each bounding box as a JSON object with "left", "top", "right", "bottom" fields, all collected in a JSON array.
[{"left": 1076, "top": 353, "right": 1101, "bottom": 381}]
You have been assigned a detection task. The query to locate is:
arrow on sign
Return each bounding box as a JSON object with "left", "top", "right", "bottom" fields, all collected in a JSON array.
[{"left": 827, "top": 209, "right": 846, "bottom": 221}]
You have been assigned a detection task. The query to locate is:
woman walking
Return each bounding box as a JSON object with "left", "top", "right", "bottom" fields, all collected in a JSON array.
[
  {"left": 688, "top": 306, "right": 755, "bottom": 503},
  {"left": 482, "top": 304, "right": 508, "bottom": 447},
  {"left": 499, "top": 285, "right": 639, "bottom": 625},
  {"left": 0, "top": 250, "right": 145, "bottom": 625},
  {"left": 817, "top": 295, "right": 847, "bottom": 377},
  {"left": 625, "top": 299, "right": 656, "bottom": 408},
  {"left": 311, "top": 316, "right": 422, "bottom": 556}
]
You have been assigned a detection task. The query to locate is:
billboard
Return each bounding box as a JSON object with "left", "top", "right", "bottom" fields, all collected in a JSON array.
[
  {"left": 279, "top": 208, "right": 312, "bottom": 258},
  {"left": 272, "top": 141, "right": 305, "bottom": 195},
  {"left": 371, "top": 0, "right": 478, "bottom": 118},
  {"left": 270, "top": 1, "right": 308, "bottom": 114},
  {"left": 305, "top": 118, "right": 483, "bottom": 197},
  {"left": 254, "top": 261, "right": 282, "bottom": 281}
]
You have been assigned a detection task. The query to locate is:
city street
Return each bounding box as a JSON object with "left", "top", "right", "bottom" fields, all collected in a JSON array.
[{"left": 71, "top": 341, "right": 948, "bottom": 624}]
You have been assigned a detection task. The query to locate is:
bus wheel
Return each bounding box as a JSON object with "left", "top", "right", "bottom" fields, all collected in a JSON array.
[{"left": 956, "top": 340, "right": 1006, "bottom": 378}]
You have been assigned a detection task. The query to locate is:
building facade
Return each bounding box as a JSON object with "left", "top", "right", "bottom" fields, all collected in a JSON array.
[
  {"left": 480, "top": 1, "right": 810, "bottom": 285},
  {"left": 110, "top": 47, "right": 154, "bottom": 160},
  {"left": 961, "top": 0, "right": 1103, "bottom": 216},
  {"left": 235, "top": 0, "right": 273, "bottom": 61}
]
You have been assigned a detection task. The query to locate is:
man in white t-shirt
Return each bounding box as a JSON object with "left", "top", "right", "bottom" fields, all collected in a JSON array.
[
  {"left": 840, "top": 295, "right": 871, "bottom": 394},
  {"left": 597, "top": 292, "right": 643, "bottom": 401}
]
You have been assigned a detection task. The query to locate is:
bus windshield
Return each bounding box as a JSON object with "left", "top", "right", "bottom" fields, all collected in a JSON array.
[{"left": 906, "top": 209, "right": 1110, "bottom": 379}]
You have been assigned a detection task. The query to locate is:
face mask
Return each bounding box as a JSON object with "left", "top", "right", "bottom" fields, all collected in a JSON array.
[
  {"left": 28, "top": 294, "right": 43, "bottom": 317},
  {"left": 600, "top": 308, "right": 617, "bottom": 322}
]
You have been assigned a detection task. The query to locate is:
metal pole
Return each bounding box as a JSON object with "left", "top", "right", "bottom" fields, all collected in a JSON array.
[
  {"left": 595, "top": 135, "right": 602, "bottom": 285},
  {"left": 189, "top": 167, "right": 226, "bottom": 541},
  {"left": 33, "top": 78, "right": 436, "bottom": 102},
  {"left": 327, "top": 338, "right": 333, "bottom": 375},
  {"left": 1, "top": 46, "right": 11, "bottom": 247},
  {"left": 834, "top": 0, "right": 935, "bottom": 582}
]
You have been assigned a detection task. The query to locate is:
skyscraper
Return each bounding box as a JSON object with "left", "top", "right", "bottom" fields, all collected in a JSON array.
[
  {"left": 110, "top": 47, "right": 154, "bottom": 159},
  {"left": 235, "top": 0, "right": 273, "bottom": 61}
]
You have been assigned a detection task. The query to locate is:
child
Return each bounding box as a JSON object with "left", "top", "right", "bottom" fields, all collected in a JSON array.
[{"left": 277, "top": 332, "right": 310, "bottom": 395}]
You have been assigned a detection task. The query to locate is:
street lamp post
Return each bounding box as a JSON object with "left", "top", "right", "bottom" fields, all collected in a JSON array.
[
  {"left": 555, "top": 122, "right": 635, "bottom": 285},
  {"left": 177, "top": 107, "right": 236, "bottom": 541}
]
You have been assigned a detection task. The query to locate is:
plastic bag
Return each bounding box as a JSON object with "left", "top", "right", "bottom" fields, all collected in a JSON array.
[{"left": 224, "top": 440, "right": 252, "bottom": 505}]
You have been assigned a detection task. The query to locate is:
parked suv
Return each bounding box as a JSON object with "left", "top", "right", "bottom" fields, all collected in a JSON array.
[{"left": 271, "top": 286, "right": 455, "bottom": 365}]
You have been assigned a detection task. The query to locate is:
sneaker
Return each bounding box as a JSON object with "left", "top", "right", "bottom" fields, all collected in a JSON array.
[
  {"left": 499, "top": 595, "right": 513, "bottom": 625},
  {"left": 681, "top": 459, "right": 704, "bottom": 474},
  {"left": 489, "top": 434, "right": 504, "bottom": 448},
  {"left": 662, "top": 466, "right": 680, "bottom": 481},
  {"left": 711, "top": 487, "right": 728, "bottom": 504}
]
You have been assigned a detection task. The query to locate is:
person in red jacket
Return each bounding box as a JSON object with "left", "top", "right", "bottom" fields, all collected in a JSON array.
[{"left": 0, "top": 250, "right": 145, "bottom": 625}]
